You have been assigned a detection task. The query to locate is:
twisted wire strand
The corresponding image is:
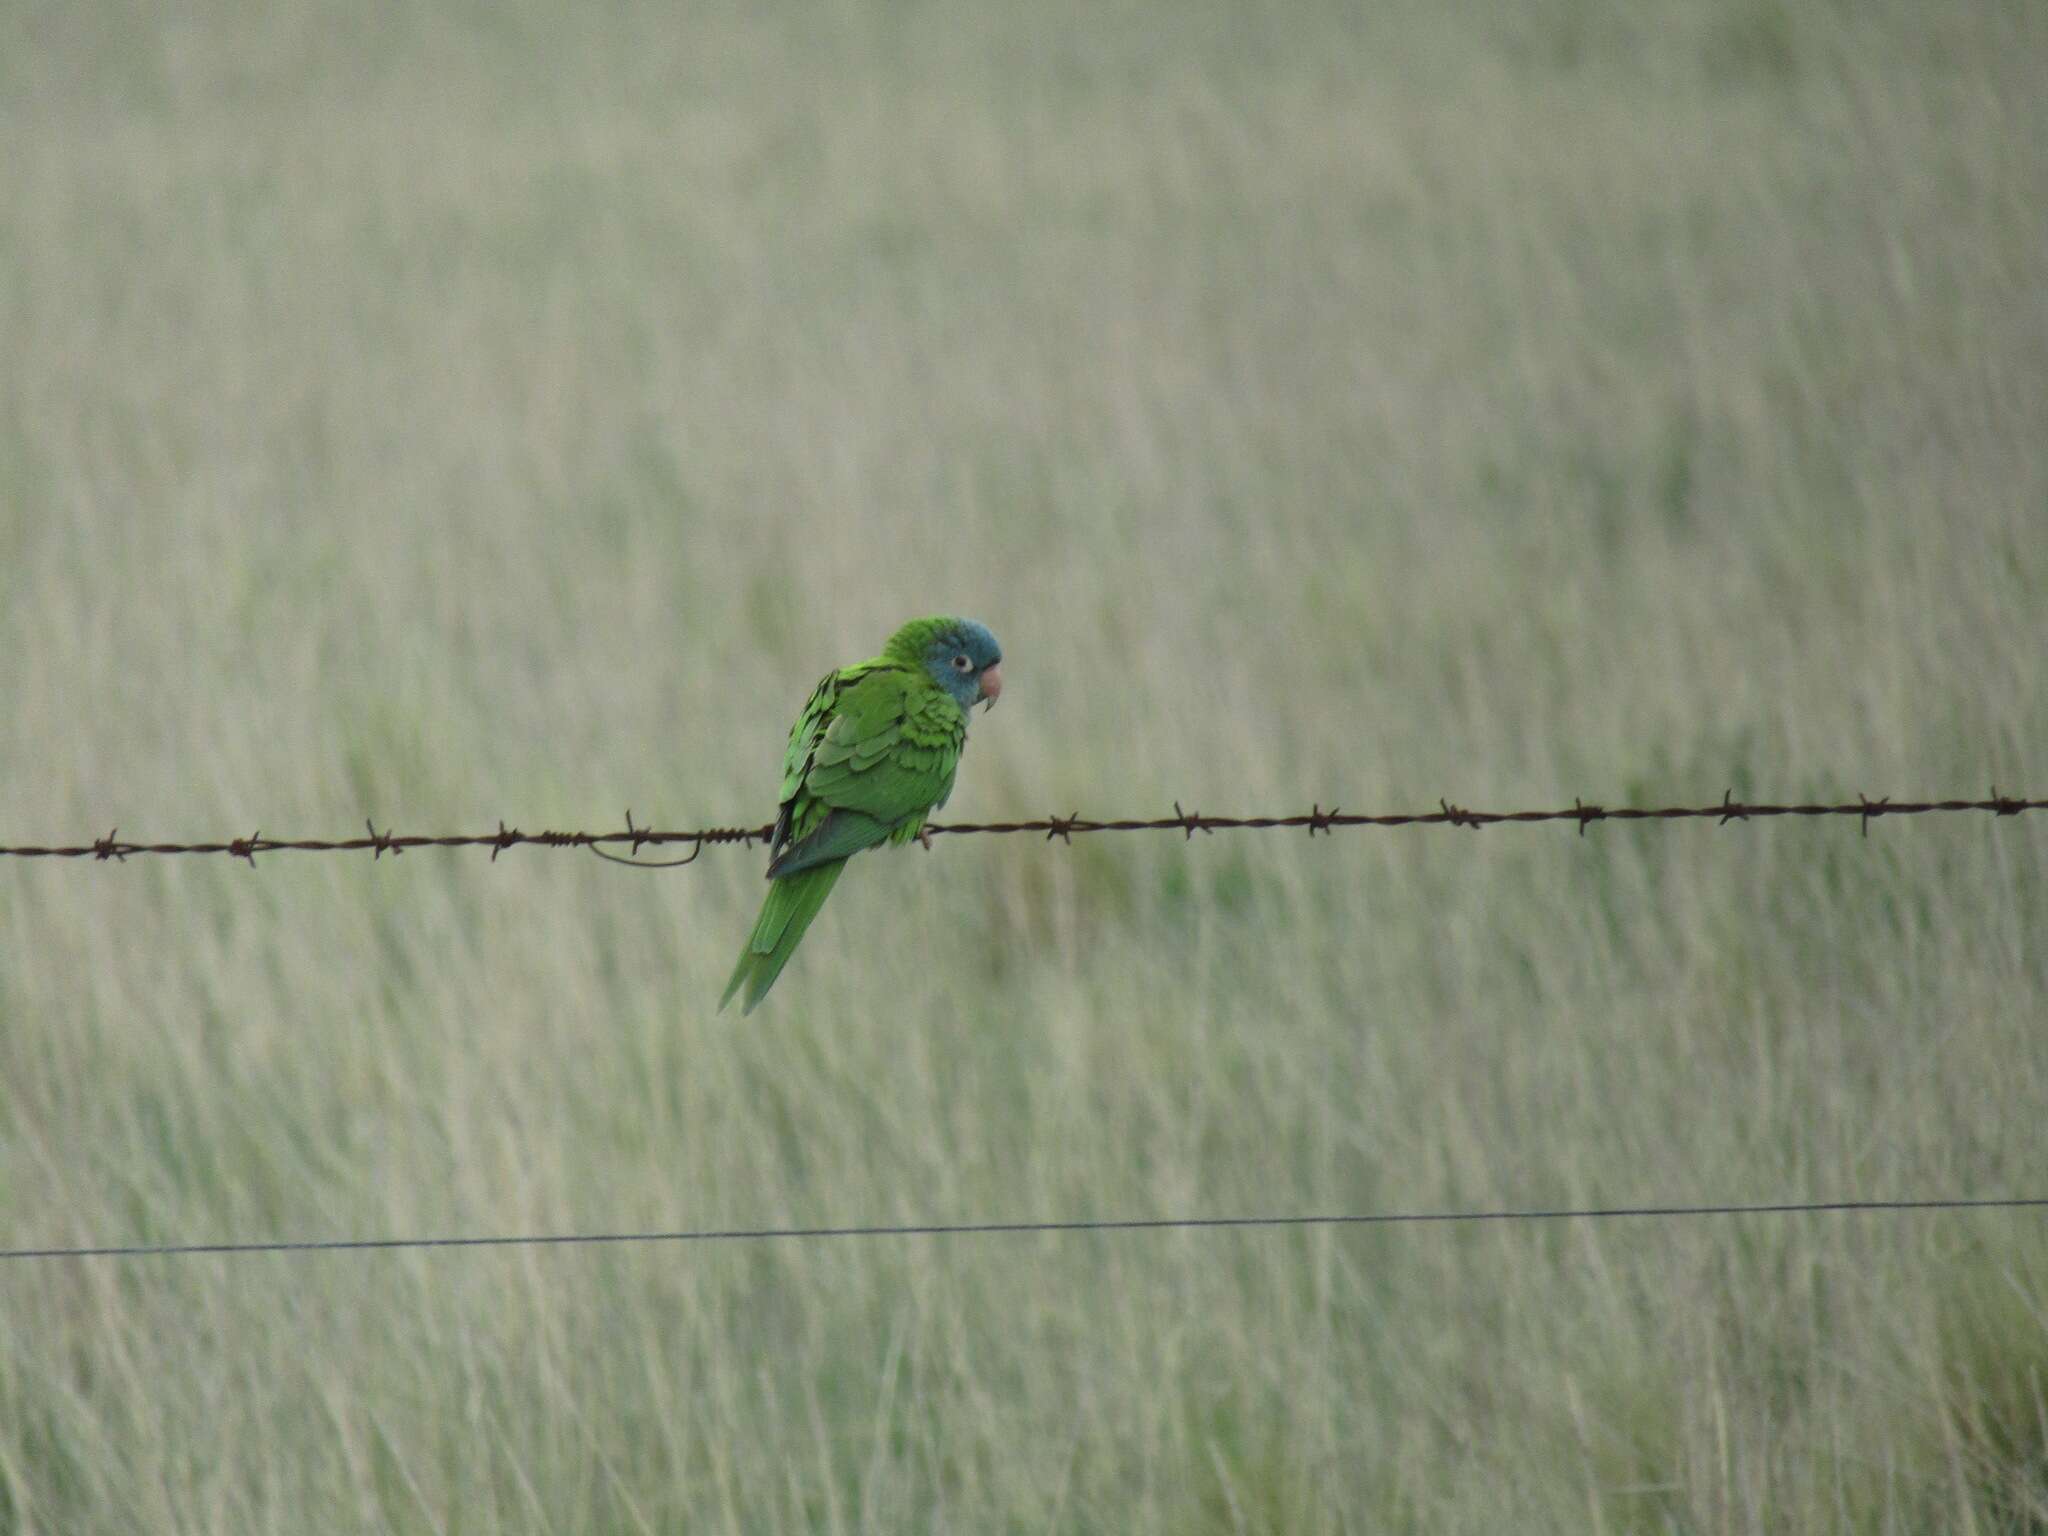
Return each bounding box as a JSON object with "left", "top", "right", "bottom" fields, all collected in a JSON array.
[{"left": 1, "top": 792, "right": 2038, "bottom": 865}]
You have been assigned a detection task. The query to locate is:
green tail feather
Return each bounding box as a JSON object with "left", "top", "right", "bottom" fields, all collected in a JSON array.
[{"left": 719, "top": 860, "right": 848, "bottom": 1014}]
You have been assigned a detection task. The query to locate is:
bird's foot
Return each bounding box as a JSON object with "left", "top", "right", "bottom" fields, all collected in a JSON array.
[{"left": 918, "top": 826, "right": 933, "bottom": 851}]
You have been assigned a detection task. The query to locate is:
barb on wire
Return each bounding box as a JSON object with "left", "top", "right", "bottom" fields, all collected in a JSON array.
[
  {"left": 0, "top": 791, "right": 2039, "bottom": 865},
  {"left": 590, "top": 811, "right": 705, "bottom": 869},
  {"left": 4, "top": 1194, "right": 2043, "bottom": 1264}
]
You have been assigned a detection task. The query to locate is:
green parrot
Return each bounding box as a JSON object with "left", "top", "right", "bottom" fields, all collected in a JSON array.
[{"left": 720, "top": 616, "right": 1004, "bottom": 1014}]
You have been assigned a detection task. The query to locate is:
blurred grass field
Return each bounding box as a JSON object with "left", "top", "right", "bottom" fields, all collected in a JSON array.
[{"left": 2, "top": 0, "right": 2046, "bottom": 1529}]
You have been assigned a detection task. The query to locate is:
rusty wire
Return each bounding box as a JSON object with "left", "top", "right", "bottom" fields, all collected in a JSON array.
[
  {"left": 0, "top": 791, "right": 2038, "bottom": 866},
  {"left": 3, "top": 793, "right": 2041, "bottom": 1264}
]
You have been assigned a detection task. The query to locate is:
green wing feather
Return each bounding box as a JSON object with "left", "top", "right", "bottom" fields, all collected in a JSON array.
[{"left": 721, "top": 662, "right": 966, "bottom": 1013}]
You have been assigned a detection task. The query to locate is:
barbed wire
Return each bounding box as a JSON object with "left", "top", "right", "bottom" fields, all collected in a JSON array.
[
  {"left": 4, "top": 1195, "right": 2043, "bottom": 1264},
  {"left": 0, "top": 791, "right": 2038, "bottom": 867}
]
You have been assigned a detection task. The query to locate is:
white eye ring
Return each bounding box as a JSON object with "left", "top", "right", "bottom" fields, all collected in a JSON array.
[{"left": 951, "top": 653, "right": 972, "bottom": 671}]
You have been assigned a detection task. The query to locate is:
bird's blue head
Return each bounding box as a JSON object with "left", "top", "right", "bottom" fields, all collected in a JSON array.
[{"left": 887, "top": 616, "right": 1004, "bottom": 713}]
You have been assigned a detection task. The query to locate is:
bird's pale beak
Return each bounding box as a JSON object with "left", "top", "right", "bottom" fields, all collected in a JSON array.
[{"left": 977, "top": 661, "right": 1003, "bottom": 710}]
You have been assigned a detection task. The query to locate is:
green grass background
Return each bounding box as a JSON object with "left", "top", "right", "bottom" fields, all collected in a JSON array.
[{"left": 2, "top": 0, "right": 2045, "bottom": 1529}]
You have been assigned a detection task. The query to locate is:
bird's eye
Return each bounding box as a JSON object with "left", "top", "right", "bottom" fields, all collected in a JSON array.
[{"left": 951, "top": 653, "right": 972, "bottom": 671}]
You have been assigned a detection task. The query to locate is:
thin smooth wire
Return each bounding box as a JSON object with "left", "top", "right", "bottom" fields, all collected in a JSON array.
[{"left": 6, "top": 1196, "right": 2043, "bottom": 1263}]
